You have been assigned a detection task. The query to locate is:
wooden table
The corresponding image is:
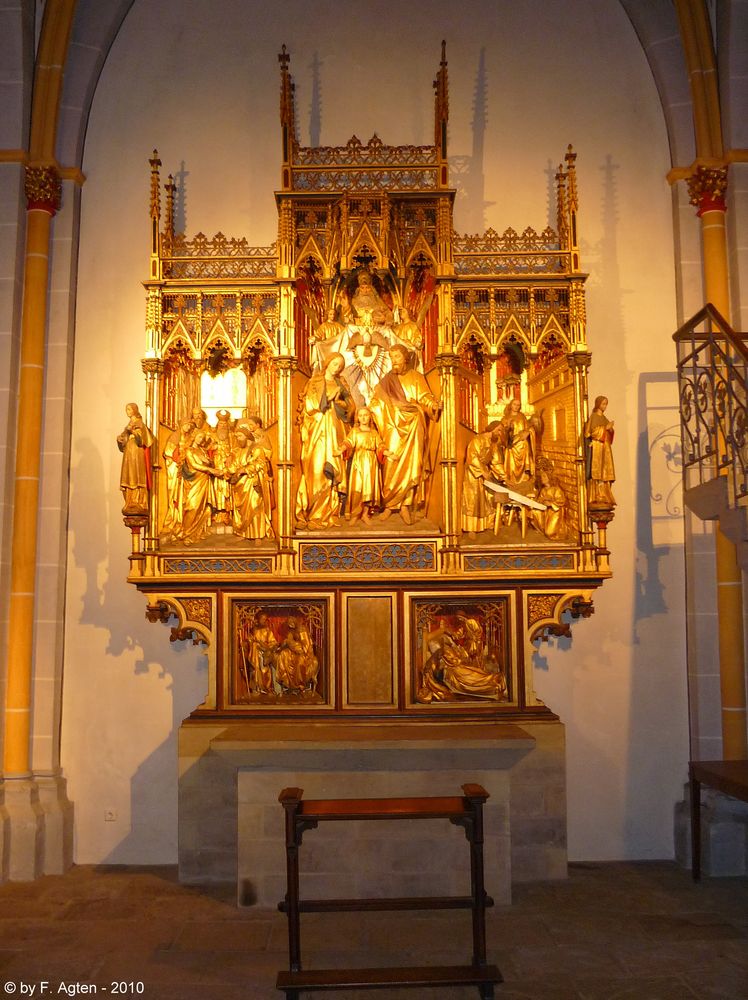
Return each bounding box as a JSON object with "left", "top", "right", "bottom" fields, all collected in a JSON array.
[
  {"left": 689, "top": 759, "right": 748, "bottom": 880},
  {"left": 276, "top": 784, "right": 502, "bottom": 998}
]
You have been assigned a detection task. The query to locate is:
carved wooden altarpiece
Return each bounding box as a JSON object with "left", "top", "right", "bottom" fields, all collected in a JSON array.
[{"left": 123, "top": 44, "right": 613, "bottom": 724}]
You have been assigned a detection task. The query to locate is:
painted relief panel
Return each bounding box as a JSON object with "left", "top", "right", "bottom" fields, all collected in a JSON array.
[
  {"left": 228, "top": 596, "right": 331, "bottom": 708},
  {"left": 408, "top": 595, "right": 513, "bottom": 707}
]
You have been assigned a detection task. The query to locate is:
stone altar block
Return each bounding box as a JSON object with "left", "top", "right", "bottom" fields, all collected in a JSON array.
[{"left": 178, "top": 720, "right": 568, "bottom": 906}]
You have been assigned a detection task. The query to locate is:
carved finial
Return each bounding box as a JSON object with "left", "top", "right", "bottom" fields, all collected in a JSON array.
[
  {"left": 279, "top": 43, "right": 297, "bottom": 172},
  {"left": 433, "top": 40, "right": 449, "bottom": 159},
  {"left": 555, "top": 162, "right": 567, "bottom": 239},
  {"left": 164, "top": 173, "right": 176, "bottom": 241},
  {"left": 149, "top": 150, "right": 161, "bottom": 221},
  {"left": 565, "top": 144, "right": 578, "bottom": 213}
]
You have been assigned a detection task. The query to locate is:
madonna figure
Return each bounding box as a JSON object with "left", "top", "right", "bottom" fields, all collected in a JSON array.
[{"left": 295, "top": 352, "right": 355, "bottom": 527}]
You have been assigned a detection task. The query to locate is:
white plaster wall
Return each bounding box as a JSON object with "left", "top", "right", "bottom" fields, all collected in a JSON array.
[{"left": 62, "top": 0, "right": 689, "bottom": 864}]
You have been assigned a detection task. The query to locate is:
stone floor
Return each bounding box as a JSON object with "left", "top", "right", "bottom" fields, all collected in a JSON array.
[{"left": 0, "top": 862, "right": 747, "bottom": 999}]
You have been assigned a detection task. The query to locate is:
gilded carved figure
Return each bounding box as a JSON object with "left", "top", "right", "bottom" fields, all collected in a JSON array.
[
  {"left": 117, "top": 403, "right": 154, "bottom": 515},
  {"left": 345, "top": 268, "right": 393, "bottom": 327},
  {"left": 243, "top": 611, "right": 277, "bottom": 695},
  {"left": 314, "top": 307, "right": 345, "bottom": 343},
  {"left": 176, "top": 430, "right": 219, "bottom": 544},
  {"left": 275, "top": 617, "right": 320, "bottom": 694},
  {"left": 229, "top": 430, "right": 274, "bottom": 540},
  {"left": 499, "top": 398, "right": 536, "bottom": 487},
  {"left": 462, "top": 424, "right": 503, "bottom": 535},
  {"left": 242, "top": 414, "right": 275, "bottom": 512},
  {"left": 418, "top": 615, "right": 507, "bottom": 703},
  {"left": 162, "top": 419, "right": 195, "bottom": 536},
  {"left": 296, "top": 352, "right": 355, "bottom": 527},
  {"left": 369, "top": 344, "right": 442, "bottom": 524},
  {"left": 585, "top": 395, "right": 616, "bottom": 507},
  {"left": 530, "top": 464, "right": 569, "bottom": 540},
  {"left": 212, "top": 409, "right": 234, "bottom": 525},
  {"left": 190, "top": 407, "right": 212, "bottom": 445},
  {"left": 394, "top": 307, "right": 422, "bottom": 351},
  {"left": 339, "top": 406, "right": 385, "bottom": 523},
  {"left": 311, "top": 307, "right": 345, "bottom": 369}
]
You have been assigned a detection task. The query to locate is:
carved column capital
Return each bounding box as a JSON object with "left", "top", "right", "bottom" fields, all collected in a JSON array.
[
  {"left": 687, "top": 165, "right": 728, "bottom": 216},
  {"left": 433, "top": 352, "right": 458, "bottom": 373},
  {"left": 566, "top": 351, "right": 591, "bottom": 372},
  {"left": 24, "top": 164, "right": 62, "bottom": 215}
]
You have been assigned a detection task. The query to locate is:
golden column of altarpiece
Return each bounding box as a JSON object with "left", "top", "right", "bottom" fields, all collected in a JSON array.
[{"left": 120, "top": 45, "right": 615, "bottom": 723}]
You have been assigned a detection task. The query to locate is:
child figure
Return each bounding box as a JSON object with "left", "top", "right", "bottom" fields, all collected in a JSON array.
[{"left": 340, "top": 407, "right": 386, "bottom": 524}]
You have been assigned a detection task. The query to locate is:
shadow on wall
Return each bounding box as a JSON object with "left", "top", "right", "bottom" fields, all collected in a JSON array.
[
  {"left": 309, "top": 51, "right": 322, "bottom": 147},
  {"left": 101, "top": 631, "right": 211, "bottom": 866},
  {"left": 624, "top": 368, "right": 687, "bottom": 855},
  {"left": 450, "top": 48, "right": 494, "bottom": 235},
  {"left": 635, "top": 371, "right": 683, "bottom": 623},
  {"left": 69, "top": 435, "right": 208, "bottom": 863}
]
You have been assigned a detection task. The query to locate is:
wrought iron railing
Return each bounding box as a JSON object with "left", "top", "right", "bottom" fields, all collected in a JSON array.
[{"left": 674, "top": 304, "right": 748, "bottom": 507}]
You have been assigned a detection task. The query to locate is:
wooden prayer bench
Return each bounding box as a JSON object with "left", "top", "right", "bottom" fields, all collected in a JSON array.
[
  {"left": 276, "top": 784, "right": 503, "bottom": 999},
  {"left": 689, "top": 759, "right": 748, "bottom": 880}
]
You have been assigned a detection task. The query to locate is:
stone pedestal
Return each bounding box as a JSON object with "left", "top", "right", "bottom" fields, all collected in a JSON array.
[
  {"left": 3, "top": 777, "right": 44, "bottom": 880},
  {"left": 675, "top": 783, "right": 748, "bottom": 876},
  {"left": 36, "top": 773, "right": 74, "bottom": 875},
  {"left": 178, "top": 719, "right": 568, "bottom": 905}
]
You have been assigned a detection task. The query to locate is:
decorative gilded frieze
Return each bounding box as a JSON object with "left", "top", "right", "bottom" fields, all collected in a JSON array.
[
  {"left": 162, "top": 556, "right": 273, "bottom": 574},
  {"left": 299, "top": 541, "right": 437, "bottom": 573}
]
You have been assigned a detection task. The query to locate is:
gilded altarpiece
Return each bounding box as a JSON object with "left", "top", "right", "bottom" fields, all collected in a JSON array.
[{"left": 122, "top": 46, "right": 613, "bottom": 724}]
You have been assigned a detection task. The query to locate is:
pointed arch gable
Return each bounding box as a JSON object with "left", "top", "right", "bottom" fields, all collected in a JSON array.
[
  {"left": 497, "top": 313, "right": 531, "bottom": 352},
  {"left": 243, "top": 314, "right": 275, "bottom": 354},
  {"left": 537, "top": 313, "right": 570, "bottom": 350},
  {"left": 295, "top": 236, "right": 327, "bottom": 276},
  {"left": 203, "top": 315, "right": 233, "bottom": 355},
  {"left": 405, "top": 234, "right": 437, "bottom": 272},
  {"left": 349, "top": 221, "right": 385, "bottom": 269},
  {"left": 455, "top": 313, "right": 490, "bottom": 354},
  {"left": 162, "top": 317, "right": 197, "bottom": 356}
]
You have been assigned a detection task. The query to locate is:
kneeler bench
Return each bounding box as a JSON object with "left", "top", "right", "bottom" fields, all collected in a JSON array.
[{"left": 276, "top": 784, "right": 502, "bottom": 999}]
